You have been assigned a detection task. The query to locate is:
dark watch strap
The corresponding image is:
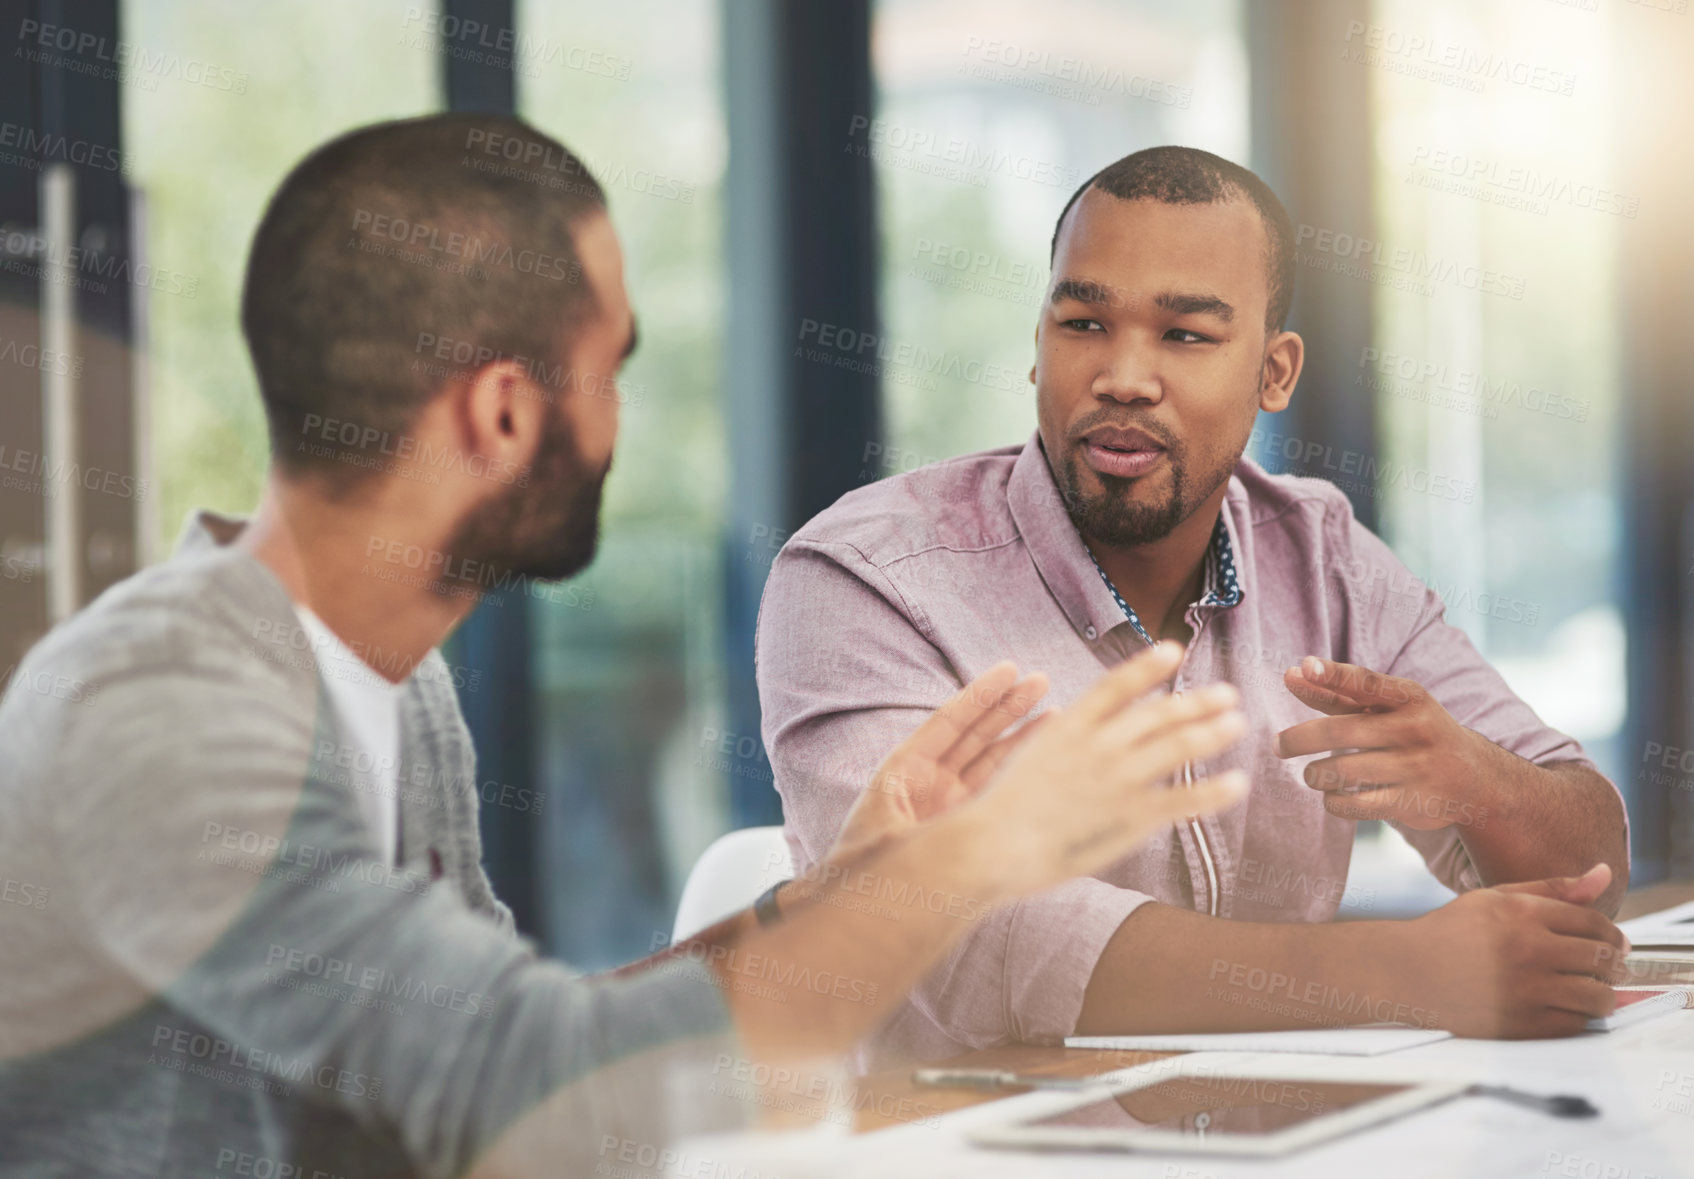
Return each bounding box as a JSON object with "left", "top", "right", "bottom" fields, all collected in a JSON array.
[{"left": 752, "top": 879, "right": 791, "bottom": 928}]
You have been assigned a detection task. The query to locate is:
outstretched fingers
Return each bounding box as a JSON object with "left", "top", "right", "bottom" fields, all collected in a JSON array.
[
  {"left": 1096, "top": 681, "right": 1242, "bottom": 756},
  {"left": 1111, "top": 709, "right": 1250, "bottom": 790},
  {"left": 959, "top": 709, "right": 1059, "bottom": 795},
  {"left": 953, "top": 672, "right": 1049, "bottom": 770},
  {"left": 900, "top": 663, "right": 1043, "bottom": 771},
  {"left": 1069, "top": 641, "right": 1185, "bottom": 724}
]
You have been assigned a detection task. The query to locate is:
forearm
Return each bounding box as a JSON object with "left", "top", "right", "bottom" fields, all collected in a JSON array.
[
  {"left": 1456, "top": 747, "right": 1629, "bottom": 913},
  {"left": 1077, "top": 903, "right": 1425, "bottom": 1035},
  {"left": 674, "top": 813, "right": 1007, "bottom": 1064}
]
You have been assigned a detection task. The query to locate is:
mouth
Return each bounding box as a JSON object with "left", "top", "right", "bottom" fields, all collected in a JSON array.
[{"left": 1079, "top": 425, "right": 1167, "bottom": 480}]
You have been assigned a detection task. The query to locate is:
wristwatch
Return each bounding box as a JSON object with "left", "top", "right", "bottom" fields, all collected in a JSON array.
[{"left": 752, "top": 879, "right": 790, "bottom": 928}]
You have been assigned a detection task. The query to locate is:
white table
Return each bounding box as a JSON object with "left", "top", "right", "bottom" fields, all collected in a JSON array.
[{"left": 677, "top": 1013, "right": 1694, "bottom": 1178}]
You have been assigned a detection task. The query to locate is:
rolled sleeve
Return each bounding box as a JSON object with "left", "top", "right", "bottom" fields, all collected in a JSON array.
[{"left": 1003, "top": 881, "right": 1153, "bottom": 1044}]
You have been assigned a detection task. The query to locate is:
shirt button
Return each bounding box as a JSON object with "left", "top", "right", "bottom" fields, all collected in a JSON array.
[{"left": 1084, "top": 625, "right": 1097, "bottom": 640}]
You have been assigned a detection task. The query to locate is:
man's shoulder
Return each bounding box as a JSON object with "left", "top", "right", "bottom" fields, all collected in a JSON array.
[
  {"left": 1231, "top": 456, "right": 1427, "bottom": 616},
  {"left": 1233, "top": 455, "right": 1360, "bottom": 540},
  {"left": 789, "top": 443, "right": 1025, "bottom": 570},
  {"left": 4, "top": 545, "right": 303, "bottom": 713}
]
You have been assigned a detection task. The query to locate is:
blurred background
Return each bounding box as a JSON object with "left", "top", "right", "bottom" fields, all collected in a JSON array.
[{"left": 2, "top": 0, "right": 1690, "bottom": 967}]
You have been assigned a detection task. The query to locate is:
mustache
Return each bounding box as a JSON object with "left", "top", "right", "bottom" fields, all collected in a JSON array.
[{"left": 1065, "top": 409, "right": 1181, "bottom": 454}]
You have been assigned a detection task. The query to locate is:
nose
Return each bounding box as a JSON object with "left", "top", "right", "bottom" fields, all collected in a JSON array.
[{"left": 1091, "top": 339, "right": 1163, "bottom": 405}]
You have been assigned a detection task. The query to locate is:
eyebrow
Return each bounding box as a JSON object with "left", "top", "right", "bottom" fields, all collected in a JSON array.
[
  {"left": 1049, "top": 281, "right": 1236, "bottom": 324},
  {"left": 1154, "top": 290, "right": 1234, "bottom": 323},
  {"left": 621, "top": 315, "right": 640, "bottom": 361},
  {"left": 1049, "top": 278, "right": 1119, "bottom": 307}
]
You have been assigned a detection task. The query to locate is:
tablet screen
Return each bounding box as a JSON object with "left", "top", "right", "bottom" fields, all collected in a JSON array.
[{"left": 1028, "top": 1077, "right": 1413, "bottom": 1137}]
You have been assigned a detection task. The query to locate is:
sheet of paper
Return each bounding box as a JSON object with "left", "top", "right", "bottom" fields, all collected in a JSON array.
[
  {"left": 1064, "top": 1023, "right": 1452, "bottom": 1056},
  {"left": 1619, "top": 899, "right": 1694, "bottom": 946}
]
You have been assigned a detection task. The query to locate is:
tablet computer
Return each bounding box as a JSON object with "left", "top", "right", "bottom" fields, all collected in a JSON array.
[{"left": 969, "top": 1057, "right": 1466, "bottom": 1158}]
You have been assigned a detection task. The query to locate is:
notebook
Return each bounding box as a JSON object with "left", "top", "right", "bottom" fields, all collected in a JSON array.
[
  {"left": 1588, "top": 988, "right": 1692, "bottom": 1032},
  {"left": 1064, "top": 1023, "right": 1452, "bottom": 1056}
]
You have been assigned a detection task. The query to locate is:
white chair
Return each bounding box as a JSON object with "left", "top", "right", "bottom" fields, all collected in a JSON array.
[{"left": 672, "top": 826, "right": 793, "bottom": 941}]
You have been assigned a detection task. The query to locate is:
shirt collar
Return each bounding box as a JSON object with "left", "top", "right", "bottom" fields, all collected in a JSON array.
[
  {"left": 1006, "top": 431, "right": 1246, "bottom": 645},
  {"left": 1087, "top": 516, "right": 1243, "bottom": 645},
  {"left": 1200, "top": 514, "right": 1244, "bottom": 608},
  {"left": 172, "top": 507, "right": 249, "bottom": 555}
]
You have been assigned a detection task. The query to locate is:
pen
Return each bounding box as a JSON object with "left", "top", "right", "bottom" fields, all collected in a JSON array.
[
  {"left": 912, "top": 1067, "right": 1105, "bottom": 1091},
  {"left": 1466, "top": 1083, "right": 1598, "bottom": 1118}
]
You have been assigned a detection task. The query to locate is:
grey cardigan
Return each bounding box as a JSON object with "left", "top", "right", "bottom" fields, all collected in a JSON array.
[{"left": 0, "top": 512, "right": 746, "bottom": 1177}]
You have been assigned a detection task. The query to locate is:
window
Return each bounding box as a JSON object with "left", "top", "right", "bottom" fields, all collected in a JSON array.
[
  {"left": 1366, "top": 0, "right": 1625, "bottom": 784},
  {"left": 122, "top": 0, "right": 439, "bottom": 552},
  {"left": 518, "top": 0, "right": 730, "bottom": 966},
  {"left": 872, "top": 0, "right": 1248, "bottom": 468}
]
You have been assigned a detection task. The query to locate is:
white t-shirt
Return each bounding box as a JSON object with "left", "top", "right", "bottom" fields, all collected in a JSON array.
[{"left": 294, "top": 605, "right": 403, "bottom": 865}]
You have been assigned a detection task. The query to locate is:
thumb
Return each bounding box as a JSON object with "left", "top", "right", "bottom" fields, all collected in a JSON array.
[{"left": 1496, "top": 862, "right": 1611, "bottom": 906}]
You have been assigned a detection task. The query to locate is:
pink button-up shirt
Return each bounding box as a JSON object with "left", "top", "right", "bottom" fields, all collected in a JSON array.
[{"left": 755, "top": 433, "right": 1604, "bottom": 1066}]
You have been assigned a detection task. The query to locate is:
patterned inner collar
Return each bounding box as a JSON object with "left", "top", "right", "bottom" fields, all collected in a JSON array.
[{"left": 1087, "top": 515, "right": 1243, "bottom": 646}]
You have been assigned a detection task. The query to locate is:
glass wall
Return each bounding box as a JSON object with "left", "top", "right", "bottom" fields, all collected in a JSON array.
[
  {"left": 1336, "top": 0, "right": 1627, "bottom": 910},
  {"left": 518, "top": 0, "right": 730, "bottom": 967},
  {"left": 1366, "top": 0, "right": 1625, "bottom": 786},
  {"left": 121, "top": 0, "right": 439, "bottom": 556},
  {"left": 872, "top": 0, "right": 1249, "bottom": 469}
]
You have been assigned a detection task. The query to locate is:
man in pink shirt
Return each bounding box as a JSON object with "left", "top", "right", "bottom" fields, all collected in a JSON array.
[{"left": 757, "top": 146, "right": 1631, "bottom": 1066}]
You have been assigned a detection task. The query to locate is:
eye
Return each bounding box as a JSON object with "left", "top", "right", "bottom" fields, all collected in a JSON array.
[
  {"left": 1165, "top": 328, "right": 1213, "bottom": 343},
  {"left": 1061, "top": 318, "right": 1104, "bottom": 332}
]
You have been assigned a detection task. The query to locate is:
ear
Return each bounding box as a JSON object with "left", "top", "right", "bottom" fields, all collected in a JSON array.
[
  {"left": 1030, "top": 320, "right": 1040, "bottom": 386},
  {"left": 459, "top": 359, "right": 546, "bottom": 471},
  {"left": 1259, "top": 329, "right": 1304, "bottom": 414}
]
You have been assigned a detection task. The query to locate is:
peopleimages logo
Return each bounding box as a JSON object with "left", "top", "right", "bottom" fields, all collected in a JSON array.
[
  {"left": 0, "top": 442, "right": 148, "bottom": 502},
  {"left": 1295, "top": 224, "right": 1526, "bottom": 299},
  {"left": 844, "top": 115, "right": 1081, "bottom": 189},
  {"left": 296, "top": 413, "right": 528, "bottom": 488},
  {"left": 263, "top": 943, "right": 495, "bottom": 1019},
  {"left": 0, "top": 333, "right": 84, "bottom": 377},
  {"left": 0, "top": 226, "right": 199, "bottom": 299},
  {"left": 796, "top": 318, "right": 1021, "bottom": 393},
  {"left": 958, "top": 35, "right": 1193, "bottom": 109},
  {"left": 1340, "top": 19, "right": 1577, "bottom": 97},
  {"left": 1356, "top": 347, "right": 1590, "bottom": 424},
  {"left": 348, "top": 208, "right": 580, "bottom": 283},
  {"left": 1249, "top": 426, "right": 1477, "bottom": 504},
  {"left": 1407, "top": 146, "right": 1638, "bottom": 219},
  {"left": 0, "top": 120, "right": 122, "bottom": 173},
  {"left": 15, "top": 18, "right": 250, "bottom": 93},
  {"left": 149, "top": 1025, "right": 381, "bottom": 1101}
]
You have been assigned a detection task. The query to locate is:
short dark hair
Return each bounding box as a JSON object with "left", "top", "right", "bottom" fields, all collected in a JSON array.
[
  {"left": 1049, "top": 146, "right": 1295, "bottom": 333},
  {"left": 241, "top": 113, "right": 607, "bottom": 489}
]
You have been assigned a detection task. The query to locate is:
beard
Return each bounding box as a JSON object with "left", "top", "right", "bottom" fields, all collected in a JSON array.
[
  {"left": 1055, "top": 407, "right": 1237, "bottom": 549},
  {"left": 439, "top": 407, "right": 609, "bottom": 592}
]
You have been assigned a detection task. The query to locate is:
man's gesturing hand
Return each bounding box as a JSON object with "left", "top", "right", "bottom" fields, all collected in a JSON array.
[
  {"left": 1275, "top": 656, "right": 1494, "bottom": 831},
  {"left": 1403, "top": 864, "right": 1631, "bottom": 1038},
  {"left": 957, "top": 640, "right": 1249, "bottom": 900},
  {"left": 826, "top": 662, "right": 1052, "bottom": 870}
]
